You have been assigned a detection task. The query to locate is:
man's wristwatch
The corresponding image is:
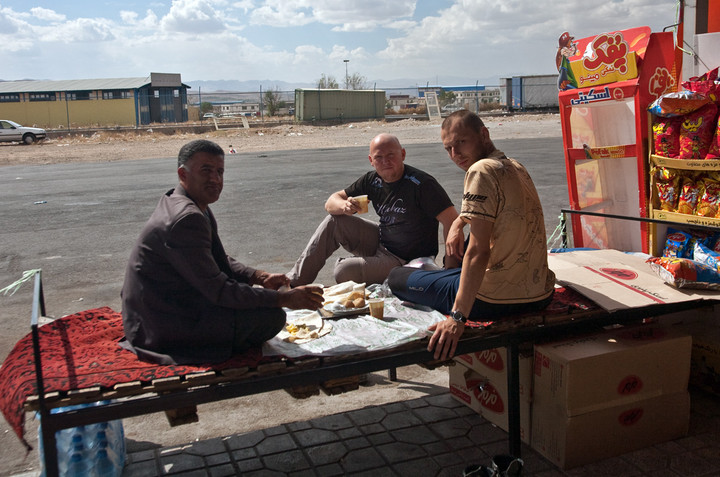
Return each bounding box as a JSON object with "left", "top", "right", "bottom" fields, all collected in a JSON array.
[{"left": 451, "top": 310, "right": 467, "bottom": 324}]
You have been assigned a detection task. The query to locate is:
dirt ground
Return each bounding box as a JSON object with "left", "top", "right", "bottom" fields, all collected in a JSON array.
[{"left": 0, "top": 113, "right": 562, "bottom": 166}]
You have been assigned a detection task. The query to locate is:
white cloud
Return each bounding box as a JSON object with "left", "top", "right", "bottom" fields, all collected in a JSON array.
[
  {"left": 249, "top": 0, "right": 416, "bottom": 30},
  {"left": 30, "top": 7, "right": 66, "bottom": 23},
  {"left": 40, "top": 18, "right": 116, "bottom": 43},
  {"left": 374, "top": 0, "right": 679, "bottom": 80},
  {"left": 120, "top": 9, "right": 160, "bottom": 29},
  {"left": 0, "top": 9, "right": 21, "bottom": 35},
  {"left": 160, "top": 0, "right": 227, "bottom": 34}
]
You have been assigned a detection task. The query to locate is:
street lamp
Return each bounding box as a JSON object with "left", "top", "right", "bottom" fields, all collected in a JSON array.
[{"left": 344, "top": 59, "right": 349, "bottom": 89}]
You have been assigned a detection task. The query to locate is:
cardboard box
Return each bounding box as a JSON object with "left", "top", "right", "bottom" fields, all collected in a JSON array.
[
  {"left": 548, "top": 249, "right": 719, "bottom": 312},
  {"left": 531, "top": 391, "right": 690, "bottom": 469},
  {"left": 533, "top": 324, "right": 691, "bottom": 416},
  {"left": 449, "top": 353, "right": 532, "bottom": 444},
  {"left": 454, "top": 347, "right": 533, "bottom": 399},
  {"left": 689, "top": 326, "right": 720, "bottom": 397}
]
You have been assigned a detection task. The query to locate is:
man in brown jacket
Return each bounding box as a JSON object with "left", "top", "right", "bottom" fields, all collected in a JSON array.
[{"left": 120, "top": 139, "right": 322, "bottom": 364}]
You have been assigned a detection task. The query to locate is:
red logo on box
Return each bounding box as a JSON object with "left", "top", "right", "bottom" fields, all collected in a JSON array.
[
  {"left": 617, "top": 375, "right": 643, "bottom": 395},
  {"left": 618, "top": 407, "right": 644, "bottom": 426},
  {"left": 450, "top": 385, "right": 471, "bottom": 405},
  {"left": 476, "top": 349, "right": 504, "bottom": 371},
  {"left": 474, "top": 382, "right": 505, "bottom": 414},
  {"left": 599, "top": 267, "right": 638, "bottom": 280}
]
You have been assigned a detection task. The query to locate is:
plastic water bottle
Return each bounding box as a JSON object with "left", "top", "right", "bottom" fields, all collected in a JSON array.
[
  {"left": 93, "top": 449, "right": 117, "bottom": 477},
  {"left": 38, "top": 402, "right": 125, "bottom": 477},
  {"left": 65, "top": 451, "right": 91, "bottom": 477}
]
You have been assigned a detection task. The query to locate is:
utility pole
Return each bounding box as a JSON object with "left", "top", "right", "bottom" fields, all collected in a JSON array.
[{"left": 344, "top": 59, "right": 349, "bottom": 89}]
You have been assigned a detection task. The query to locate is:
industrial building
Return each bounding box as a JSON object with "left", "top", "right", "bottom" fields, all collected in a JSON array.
[
  {"left": 294, "top": 89, "right": 385, "bottom": 121},
  {"left": 0, "top": 73, "right": 189, "bottom": 129}
]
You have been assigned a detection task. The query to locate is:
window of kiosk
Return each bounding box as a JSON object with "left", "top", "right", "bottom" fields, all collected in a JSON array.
[{"left": 567, "top": 98, "right": 643, "bottom": 251}]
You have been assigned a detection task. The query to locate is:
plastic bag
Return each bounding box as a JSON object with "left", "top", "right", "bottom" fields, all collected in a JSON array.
[{"left": 647, "top": 256, "right": 720, "bottom": 290}]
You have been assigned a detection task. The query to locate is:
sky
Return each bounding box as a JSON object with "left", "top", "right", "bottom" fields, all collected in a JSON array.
[{"left": 0, "top": 0, "right": 683, "bottom": 87}]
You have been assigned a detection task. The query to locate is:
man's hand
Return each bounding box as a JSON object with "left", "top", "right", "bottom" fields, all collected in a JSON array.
[
  {"left": 256, "top": 272, "right": 290, "bottom": 290},
  {"left": 278, "top": 285, "right": 324, "bottom": 310},
  {"left": 445, "top": 217, "right": 466, "bottom": 263},
  {"left": 342, "top": 197, "right": 362, "bottom": 215},
  {"left": 427, "top": 318, "right": 464, "bottom": 360},
  {"left": 326, "top": 190, "right": 360, "bottom": 215}
]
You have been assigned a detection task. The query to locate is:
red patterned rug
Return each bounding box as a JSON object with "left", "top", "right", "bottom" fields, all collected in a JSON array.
[
  {"left": 464, "top": 286, "right": 596, "bottom": 328},
  {"left": 0, "top": 307, "right": 274, "bottom": 449}
]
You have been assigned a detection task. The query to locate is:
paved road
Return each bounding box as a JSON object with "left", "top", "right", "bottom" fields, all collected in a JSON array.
[{"left": 0, "top": 136, "right": 567, "bottom": 474}]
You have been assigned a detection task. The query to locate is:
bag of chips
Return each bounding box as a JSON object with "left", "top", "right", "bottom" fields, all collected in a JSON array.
[
  {"left": 679, "top": 103, "right": 719, "bottom": 159},
  {"left": 697, "top": 173, "right": 720, "bottom": 217},
  {"left": 694, "top": 241, "right": 720, "bottom": 272},
  {"left": 652, "top": 116, "right": 682, "bottom": 157},
  {"left": 648, "top": 91, "right": 710, "bottom": 117},
  {"left": 653, "top": 167, "right": 679, "bottom": 211},
  {"left": 676, "top": 175, "right": 700, "bottom": 214},
  {"left": 707, "top": 119, "right": 720, "bottom": 159},
  {"left": 663, "top": 228, "right": 693, "bottom": 258},
  {"left": 647, "top": 256, "right": 720, "bottom": 290},
  {"left": 682, "top": 67, "right": 720, "bottom": 102}
]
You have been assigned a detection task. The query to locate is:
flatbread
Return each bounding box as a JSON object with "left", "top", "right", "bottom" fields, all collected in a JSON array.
[
  {"left": 322, "top": 281, "right": 367, "bottom": 308},
  {"left": 277, "top": 311, "right": 332, "bottom": 344}
]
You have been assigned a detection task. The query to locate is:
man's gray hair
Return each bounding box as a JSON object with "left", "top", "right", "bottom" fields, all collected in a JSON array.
[{"left": 177, "top": 139, "right": 225, "bottom": 168}]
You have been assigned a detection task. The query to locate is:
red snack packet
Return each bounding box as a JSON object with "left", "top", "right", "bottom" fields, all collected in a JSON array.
[
  {"left": 707, "top": 120, "right": 720, "bottom": 159},
  {"left": 682, "top": 67, "right": 720, "bottom": 102},
  {"left": 653, "top": 167, "right": 679, "bottom": 211},
  {"left": 679, "top": 103, "right": 719, "bottom": 159},
  {"left": 697, "top": 173, "right": 720, "bottom": 217},
  {"left": 676, "top": 175, "right": 699, "bottom": 214},
  {"left": 652, "top": 116, "right": 681, "bottom": 157}
]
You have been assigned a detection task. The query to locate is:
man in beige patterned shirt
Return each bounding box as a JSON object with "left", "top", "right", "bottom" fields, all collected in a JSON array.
[{"left": 388, "top": 110, "right": 555, "bottom": 360}]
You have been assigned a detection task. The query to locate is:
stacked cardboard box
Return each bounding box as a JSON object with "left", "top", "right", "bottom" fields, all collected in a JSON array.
[
  {"left": 531, "top": 324, "right": 692, "bottom": 469},
  {"left": 687, "top": 325, "right": 720, "bottom": 397},
  {"left": 449, "top": 347, "right": 533, "bottom": 444}
]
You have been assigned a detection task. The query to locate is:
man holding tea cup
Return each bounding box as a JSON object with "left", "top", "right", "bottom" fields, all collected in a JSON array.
[{"left": 287, "top": 133, "right": 458, "bottom": 286}]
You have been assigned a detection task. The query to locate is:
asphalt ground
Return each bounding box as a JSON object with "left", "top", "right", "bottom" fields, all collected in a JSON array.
[{"left": 0, "top": 137, "right": 568, "bottom": 475}]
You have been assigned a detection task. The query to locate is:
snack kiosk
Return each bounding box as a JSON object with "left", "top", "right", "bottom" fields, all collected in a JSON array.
[{"left": 558, "top": 27, "right": 677, "bottom": 253}]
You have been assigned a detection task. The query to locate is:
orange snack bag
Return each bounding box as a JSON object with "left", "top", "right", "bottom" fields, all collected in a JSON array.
[
  {"left": 653, "top": 167, "right": 679, "bottom": 211},
  {"left": 676, "top": 175, "right": 699, "bottom": 214},
  {"left": 698, "top": 173, "right": 720, "bottom": 217}
]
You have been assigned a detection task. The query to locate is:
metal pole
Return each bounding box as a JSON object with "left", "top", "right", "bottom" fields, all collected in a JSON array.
[
  {"left": 506, "top": 343, "right": 522, "bottom": 458},
  {"left": 344, "top": 59, "right": 349, "bottom": 89}
]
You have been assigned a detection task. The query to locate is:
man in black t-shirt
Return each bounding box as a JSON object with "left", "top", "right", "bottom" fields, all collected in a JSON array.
[{"left": 287, "top": 133, "right": 458, "bottom": 286}]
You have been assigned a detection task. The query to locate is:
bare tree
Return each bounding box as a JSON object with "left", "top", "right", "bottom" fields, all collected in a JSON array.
[
  {"left": 346, "top": 72, "right": 367, "bottom": 90},
  {"left": 263, "top": 88, "right": 282, "bottom": 116},
  {"left": 438, "top": 89, "right": 457, "bottom": 108},
  {"left": 317, "top": 74, "right": 339, "bottom": 89}
]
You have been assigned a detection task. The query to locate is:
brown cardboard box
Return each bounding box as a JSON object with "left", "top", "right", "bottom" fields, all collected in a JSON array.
[
  {"left": 449, "top": 352, "right": 532, "bottom": 444},
  {"left": 689, "top": 326, "right": 720, "bottom": 397},
  {"left": 531, "top": 391, "right": 690, "bottom": 469},
  {"left": 533, "top": 324, "right": 691, "bottom": 416}
]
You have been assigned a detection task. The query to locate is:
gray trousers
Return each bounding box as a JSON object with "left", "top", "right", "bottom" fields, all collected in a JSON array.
[{"left": 287, "top": 214, "right": 406, "bottom": 286}]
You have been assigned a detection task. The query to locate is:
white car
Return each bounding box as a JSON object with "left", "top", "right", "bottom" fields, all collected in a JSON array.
[{"left": 0, "top": 119, "right": 46, "bottom": 144}]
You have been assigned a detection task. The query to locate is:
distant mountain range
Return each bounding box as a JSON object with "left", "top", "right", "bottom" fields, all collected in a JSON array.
[{"left": 184, "top": 75, "right": 506, "bottom": 93}]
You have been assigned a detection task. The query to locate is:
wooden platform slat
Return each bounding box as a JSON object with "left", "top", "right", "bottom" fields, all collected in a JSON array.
[
  {"left": 219, "top": 366, "right": 250, "bottom": 378},
  {"left": 256, "top": 361, "right": 288, "bottom": 375}
]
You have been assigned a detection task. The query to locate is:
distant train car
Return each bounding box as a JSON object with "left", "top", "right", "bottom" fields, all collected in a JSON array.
[{"left": 500, "top": 75, "right": 559, "bottom": 111}]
